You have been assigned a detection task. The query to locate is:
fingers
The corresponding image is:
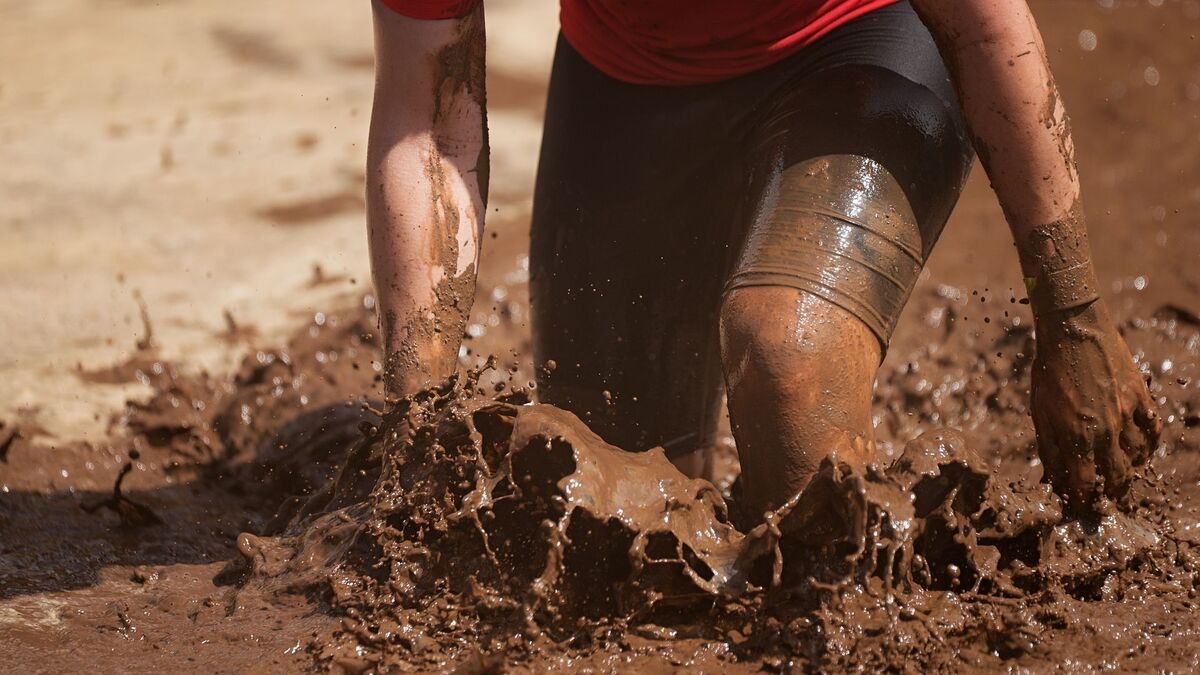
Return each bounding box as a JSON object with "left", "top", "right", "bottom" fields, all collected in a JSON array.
[
  {"left": 1133, "top": 400, "right": 1158, "bottom": 429},
  {"left": 1115, "top": 381, "right": 1160, "bottom": 471},
  {"left": 1030, "top": 329, "right": 1164, "bottom": 512},
  {"left": 1133, "top": 402, "right": 1163, "bottom": 456},
  {"left": 1037, "top": 435, "right": 1068, "bottom": 493},
  {"left": 1037, "top": 407, "right": 1102, "bottom": 512},
  {"left": 1120, "top": 413, "right": 1153, "bottom": 467},
  {"left": 1034, "top": 405, "right": 1060, "bottom": 473},
  {"left": 1030, "top": 363, "right": 1149, "bottom": 512},
  {"left": 1063, "top": 440, "right": 1098, "bottom": 510},
  {"left": 1033, "top": 407, "right": 1073, "bottom": 498},
  {"left": 1097, "top": 426, "right": 1131, "bottom": 501}
]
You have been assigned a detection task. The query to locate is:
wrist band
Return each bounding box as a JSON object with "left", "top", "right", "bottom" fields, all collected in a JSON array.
[{"left": 1027, "top": 260, "right": 1101, "bottom": 313}]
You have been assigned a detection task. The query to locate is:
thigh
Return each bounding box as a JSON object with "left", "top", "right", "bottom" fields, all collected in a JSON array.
[
  {"left": 729, "top": 3, "right": 975, "bottom": 349},
  {"left": 529, "top": 37, "right": 749, "bottom": 456}
]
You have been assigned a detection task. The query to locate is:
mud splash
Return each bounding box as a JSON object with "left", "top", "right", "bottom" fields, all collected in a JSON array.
[{"left": 230, "top": 302, "right": 1199, "bottom": 670}]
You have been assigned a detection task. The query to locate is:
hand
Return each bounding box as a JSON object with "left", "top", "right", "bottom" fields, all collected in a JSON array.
[{"left": 1030, "top": 300, "right": 1161, "bottom": 511}]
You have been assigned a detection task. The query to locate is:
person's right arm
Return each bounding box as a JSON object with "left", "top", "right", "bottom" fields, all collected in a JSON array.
[{"left": 367, "top": 0, "right": 488, "bottom": 400}]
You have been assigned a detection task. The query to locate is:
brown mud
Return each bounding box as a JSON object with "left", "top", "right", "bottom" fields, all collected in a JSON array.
[
  {"left": 241, "top": 298, "right": 1200, "bottom": 672},
  {"left": 3, "top": 1, "right": 1200, "bottom": 672},
  {"left": 4, "top": 285, "right": 1200, "bottom": 671}
]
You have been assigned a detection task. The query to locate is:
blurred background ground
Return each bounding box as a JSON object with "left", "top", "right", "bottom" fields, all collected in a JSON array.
[
  {"left": 0, "top": 0, "right": 557, "bottom": 441},
  {"left": 3, "top": 0, "right": 1197, "bottom": 446}
]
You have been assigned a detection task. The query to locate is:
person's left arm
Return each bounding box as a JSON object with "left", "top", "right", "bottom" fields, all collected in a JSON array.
[{"left": 909, "top": 0, "right": 1161, "bottom": 511}]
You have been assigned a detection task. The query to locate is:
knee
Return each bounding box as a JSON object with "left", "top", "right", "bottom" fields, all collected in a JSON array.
[
  {"left": 720, "top": 287, "right": 786, "bottom": 368},
  {"left": 720, "top": 287, "right": 822, "bottom": 390},
  {"left": 719, "top": 286, "right": 880, "bottom": 394}
]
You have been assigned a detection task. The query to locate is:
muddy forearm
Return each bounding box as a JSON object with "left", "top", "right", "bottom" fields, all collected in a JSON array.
[
  {"left": 367, "top": 2, "right": 488, "bottom": 398},
  {"left": 913, "top": 0, "right": 1100, "bottom": 317},
  {"left": 367, "top": 141, "right": 485, "bottom": 397}
]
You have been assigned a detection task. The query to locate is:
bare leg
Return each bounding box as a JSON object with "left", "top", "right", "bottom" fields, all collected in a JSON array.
[{"left": 720, "top": 286, "right": 880, "bottom": 518}]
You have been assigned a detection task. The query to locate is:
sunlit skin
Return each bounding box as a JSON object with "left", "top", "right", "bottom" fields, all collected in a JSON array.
[
  {"left": 367, "top": 0, "right": 1160, "bottom": 518},
  {"left": 366, "top": 2, "right": 486, "bottom": 398},
  {"left": 911, "top": 0, "right": 1160, "bottom": 512}
]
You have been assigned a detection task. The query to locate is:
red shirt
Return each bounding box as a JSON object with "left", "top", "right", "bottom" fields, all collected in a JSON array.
[{"left": 381, "top": 0, "right": 901, "bottom": 85}]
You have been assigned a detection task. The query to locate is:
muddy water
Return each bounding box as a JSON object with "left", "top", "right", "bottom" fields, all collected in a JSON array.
[{"left": 3, "top": 0, "right": 1200, "bottom": 672}]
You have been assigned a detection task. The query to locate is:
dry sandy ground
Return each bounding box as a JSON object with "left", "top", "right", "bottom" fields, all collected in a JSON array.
[{"left": 0, "top": 0, "right": 556, "bottom": 442}]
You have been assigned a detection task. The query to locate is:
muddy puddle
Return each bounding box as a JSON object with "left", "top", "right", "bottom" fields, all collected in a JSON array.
[
  {"left": 3, "top": 289, "right": 1199, "bottom": 672},
  {"left": 240, "top": 297, "right": 1200, "bottom": 672}
]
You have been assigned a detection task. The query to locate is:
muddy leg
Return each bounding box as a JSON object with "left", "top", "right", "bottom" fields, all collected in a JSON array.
[{"left": 720, "top": 286, "right": 880, "bottom": 519}]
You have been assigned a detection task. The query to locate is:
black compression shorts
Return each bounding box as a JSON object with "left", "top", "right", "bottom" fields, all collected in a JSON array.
[{"left": 529, "top": 1, "right": 975, "bottom": 457}]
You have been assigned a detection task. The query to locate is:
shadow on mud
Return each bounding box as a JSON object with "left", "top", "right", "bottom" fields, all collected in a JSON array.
[{"left": 0, "top": 402, "right": 376, "bottom": 600}]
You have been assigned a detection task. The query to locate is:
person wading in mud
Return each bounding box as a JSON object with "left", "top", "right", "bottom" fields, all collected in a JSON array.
[{"left": 365, "top": 0, "right": 1161, "bottom": 519}]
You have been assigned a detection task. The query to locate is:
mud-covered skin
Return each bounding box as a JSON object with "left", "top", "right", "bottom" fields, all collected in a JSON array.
[
  {"left": 910, "top": 0, "right": 1160, "bottom": 507},
  {"left": 369, "top": 4, "right": 488, "bottom": 399},
  {"left": 721, "top": 286, "right": 881, "bottom": 521},
  {"left": 413, "top": 6, "right": 489, "bottom": 396},
  {"left": 431, "top": 5, "right": 489, "bottom": 205},
  {"left": 1033, "top": 301, "right": 1162, "bottom": 511},
  {"left": 1020, "top": 202, "right": 1100, "bottom": 312},
  {"left": 1016, "top": 201, "right": 1160, "bottom": 510}
]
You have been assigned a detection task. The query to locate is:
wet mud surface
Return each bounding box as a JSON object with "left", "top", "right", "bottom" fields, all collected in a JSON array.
[
  {"left": 5, "top": 285, "right": 1200, "bottom": 672},
  {"left": 3, "top": 1, "right": 1200, "bottom": 672}
]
